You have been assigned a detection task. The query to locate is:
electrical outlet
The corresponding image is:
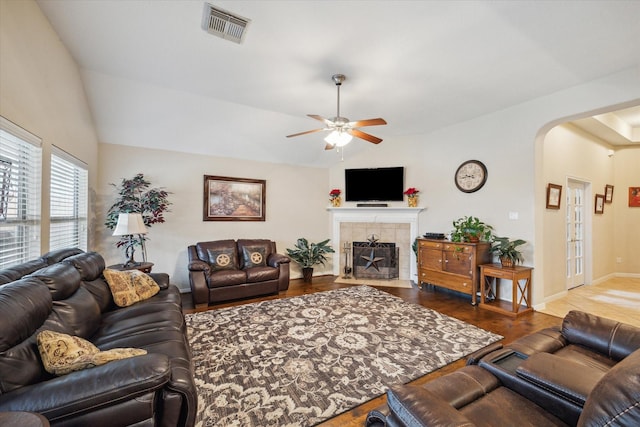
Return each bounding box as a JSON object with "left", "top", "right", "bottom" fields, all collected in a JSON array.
[
  {"left": 508, "top": 212, "right": 519, "bottom": 220},
  {"left": 616, "top": 257, "right": 622, "bottom": 263}
]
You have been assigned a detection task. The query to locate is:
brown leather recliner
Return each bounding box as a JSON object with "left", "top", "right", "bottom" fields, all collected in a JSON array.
[
  {"left": 367, "top": 310, "right": 640, "bottom": 427},
  {"left": 187, "top": 239, "right": 290, "bottom": 307}
]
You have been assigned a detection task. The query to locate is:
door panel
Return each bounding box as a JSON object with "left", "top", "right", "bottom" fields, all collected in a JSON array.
[{"left": 566, "top": 180, "right": 585, "bottom": 289}]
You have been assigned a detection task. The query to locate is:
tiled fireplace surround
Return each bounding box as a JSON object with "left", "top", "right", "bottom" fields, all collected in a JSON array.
[{"left": 328, "top": 207, "right": 424, "bottom": 281}]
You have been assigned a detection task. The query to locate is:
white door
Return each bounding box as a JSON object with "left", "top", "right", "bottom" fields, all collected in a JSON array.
[{"left": 566, "top": 180, "right": 586, "bottom": 289}]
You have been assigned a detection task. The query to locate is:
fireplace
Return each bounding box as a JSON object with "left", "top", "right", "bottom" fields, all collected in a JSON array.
[{"left": 328, "top": 207, "right": 424, "bottom": 281}]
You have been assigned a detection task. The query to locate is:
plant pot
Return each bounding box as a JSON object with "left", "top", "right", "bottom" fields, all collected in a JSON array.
[
  {"left": 500, "top": 257, "right": 515, "bottom": 268},
  {"left": 331, "top": 197, "right": 341, "bottom": 207},
  {"left": 407, "top": 196, "right": 418, "bottom": 207},
  {"left": 302, "top": 267, "right": 314, "bottom": 283},
  {"left": 466, "top": 234, "right": 480, "bottom": 243}
]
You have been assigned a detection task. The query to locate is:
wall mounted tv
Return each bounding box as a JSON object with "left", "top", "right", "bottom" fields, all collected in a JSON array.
[{"left": 345, "top": 167, "right": 404, "bottom": 202}]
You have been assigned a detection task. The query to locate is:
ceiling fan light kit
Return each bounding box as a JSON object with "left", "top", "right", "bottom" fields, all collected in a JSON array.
[{"left": 287, "top": 74, "right": 387, "bottom": 151}]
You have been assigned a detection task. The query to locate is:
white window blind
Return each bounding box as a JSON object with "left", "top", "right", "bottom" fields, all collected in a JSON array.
[
  {"left": 50, "top": 146, "right": 88, "bottom": 252},
  {"left": 0, "top": 117, "right": 42, "bottom": 268}
]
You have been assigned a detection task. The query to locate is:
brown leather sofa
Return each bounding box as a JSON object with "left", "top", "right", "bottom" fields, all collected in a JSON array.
[
  {"left": 0, "top": 248, "right": 197, "bottom": 427},
  {"left": 367, "top": 310, "right": 640, "bottom": 426},
  {"left": 187, "top": 239, "right": 290, "bottom": 307}
]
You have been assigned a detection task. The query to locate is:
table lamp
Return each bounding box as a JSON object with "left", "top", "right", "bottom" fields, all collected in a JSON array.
[{"left": 112, "top": 213, "right": 148, "bottom": 267}]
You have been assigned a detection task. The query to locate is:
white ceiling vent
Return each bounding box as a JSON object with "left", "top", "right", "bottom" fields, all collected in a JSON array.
[{"left": 201, "top": 3, "right": 250, "bottom": 44}]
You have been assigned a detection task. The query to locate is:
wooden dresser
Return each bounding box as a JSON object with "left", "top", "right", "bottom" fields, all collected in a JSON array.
[{"left": 417, "top": 238, "right": 492, "bottom": 305}]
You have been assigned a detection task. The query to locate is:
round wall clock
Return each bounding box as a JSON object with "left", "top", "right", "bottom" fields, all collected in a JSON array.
[{"left": 454, "top": 160, "right": 488, "bottom": 193}]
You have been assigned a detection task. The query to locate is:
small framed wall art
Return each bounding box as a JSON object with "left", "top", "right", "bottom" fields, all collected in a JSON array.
[
  {"left": 605, "top": 184, "right": 614, "bottom": 203},
  {"left": 546, "top": 183, "right": 562, "bottom": 209},
  {"left": 594, "top": 194, "right": 605, "bottom": 214},
  {"left": 630, "top": 187, "right": 640, "bottom": 208},
  {"left": 203, "top": 175, "right": 266, "bottom": 221}
]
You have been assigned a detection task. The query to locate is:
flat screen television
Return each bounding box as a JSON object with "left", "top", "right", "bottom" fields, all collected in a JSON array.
[{"left": 345, "top": 167, "right": 404, "bottom": 202}]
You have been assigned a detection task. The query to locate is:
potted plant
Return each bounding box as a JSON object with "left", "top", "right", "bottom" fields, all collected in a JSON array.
[
  {"left": 491, "top": 236, "right": 526, "bottom": 268},
  {"left": 450, "top": 216, "right": 493, "bottom": 243},
  {"left": 404, "top": 187, "right": 420, "bottom": 207},
  {"left": 286, "top": 238, "right": 335, "bottom": 283},
  {"left": 105, "top": 173, "right": 171, "bottom": 261}
]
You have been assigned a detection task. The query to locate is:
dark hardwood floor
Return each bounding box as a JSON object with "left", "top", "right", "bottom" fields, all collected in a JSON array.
[{"left": 181, "top": 276, "right": 563, "bottom": 427}]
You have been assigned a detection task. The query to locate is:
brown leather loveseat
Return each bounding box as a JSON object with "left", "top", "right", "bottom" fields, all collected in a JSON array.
[
  {"left": 187, "top": 239, "right": 290, "bottom": 307},
  {"left": 367, "top": 310, "right": 640, "bottom": 426},
  {"left": 0, "top": 248, "right": 197, "bottom": 426}
]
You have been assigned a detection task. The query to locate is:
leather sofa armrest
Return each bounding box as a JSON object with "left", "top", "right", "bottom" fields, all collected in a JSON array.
[
  {"left": 466, "top": 341, "right": 503, "bottom": 365},
  {"left": 0, "top": 354, "right": 171, "bottom": 418},
  {"left": 515, "top": 352, "right": 605, "bottom": 406},
  {"left": 386, "top": 385, "right": 475, "bottom": 427},
  {"left": 188, "top": 260, "right": 210, "bottom": 272},
  {"left": 149, "top": 272, "right": 170, "bottom": 290},
  {"left": 268, "top": 253, "right": 290, "bottom": 268}
]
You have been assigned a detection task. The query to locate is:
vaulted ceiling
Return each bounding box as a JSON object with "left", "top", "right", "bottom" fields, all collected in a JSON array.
[{"left": 36, "top": 1, "right": 640, "bottom": 167}]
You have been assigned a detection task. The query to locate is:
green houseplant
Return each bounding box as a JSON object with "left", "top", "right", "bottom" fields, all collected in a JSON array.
[
  {"left": 451, "top": 216, "right": 493, "bottom": 243},
  {"left": 105, "top": 173, "right": 171, "bottom": 261},
  {"left": 491, "top": 236, "right": 526, "bottom": 267},
  {"left": 286, "top": 238, "right": 335, "bottom": 283}
]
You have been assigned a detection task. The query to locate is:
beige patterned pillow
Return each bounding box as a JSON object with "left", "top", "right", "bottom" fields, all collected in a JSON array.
[
  {"left": 37, "top": 330, "right": 146, "bottom": 375},
  {"left": 103, "top": 268, "right": 160, "bottom": 307}
]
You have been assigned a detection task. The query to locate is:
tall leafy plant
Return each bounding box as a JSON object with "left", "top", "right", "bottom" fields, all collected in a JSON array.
[{"left": 105, "top": 174, "right": 171, "bottom": 254}]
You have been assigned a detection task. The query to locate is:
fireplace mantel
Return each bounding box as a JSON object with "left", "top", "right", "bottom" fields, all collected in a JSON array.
[{"left": 327, "top": 207, "right": 424, "bottom": 280}]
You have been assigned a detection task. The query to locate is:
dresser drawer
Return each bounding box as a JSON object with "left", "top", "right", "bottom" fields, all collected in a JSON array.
[
  {"left": 419, "top": 239, "right": 445, "bottom": 249},
  {"left": 443, "top": 244, "right": 471, "bottom": 254},
  {"left": 422, "top": 270, "right": 473, "bottom": 295}
]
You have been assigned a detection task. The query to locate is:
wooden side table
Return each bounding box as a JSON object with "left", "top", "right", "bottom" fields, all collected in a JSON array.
[
  {"left": 479, "top": 263, "right": 533, "bottom": 317},
  {"left": 107, "top": 262, "right": 154, "bottom": 273}
]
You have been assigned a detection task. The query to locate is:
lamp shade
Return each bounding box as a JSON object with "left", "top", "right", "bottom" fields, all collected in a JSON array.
[{"left": 112, "top": 213, "right": 148, "bottom": 236}]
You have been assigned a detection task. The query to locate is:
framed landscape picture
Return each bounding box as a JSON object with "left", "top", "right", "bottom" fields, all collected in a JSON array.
[
  {"left": 546, "top": 183, "right": 562, "bottom": 209},
  {"left": 203, "top": 175, "right": 266, "bottom": 221}
]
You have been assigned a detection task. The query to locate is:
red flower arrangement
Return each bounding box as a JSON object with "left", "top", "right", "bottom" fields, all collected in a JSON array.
[
  {"left": 403, "top": 187, "right": 420, "bottom": 197},
  {"left": 329, "top": 189, "right": 341, "bottom": 199}
]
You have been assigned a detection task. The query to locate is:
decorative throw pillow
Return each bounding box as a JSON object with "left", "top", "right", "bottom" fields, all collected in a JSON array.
[
  {"left": 206, "top": 248, "right": 237, "bottom": 271},
  {"left": 242, "top": 246, "right": 267, "bottom": 268},
  {"left": 103, "top": 268, "right": 160, "bottom": 307},
  {"left": 37, "top": 330, "right": 146, "bottom": 376}
]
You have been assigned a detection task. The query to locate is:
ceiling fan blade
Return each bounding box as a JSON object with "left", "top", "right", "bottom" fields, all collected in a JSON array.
[
  {"left": 308, "top": 114, "right": 334, "bottom": 126},
  {"left": 348, "top": 118, "right": 387, "bottom": 128},
  {"left": 286, "top": 128, "right": 325, "bottom": 138},
  {"left": 348, "top": 128, "right": 383, "bottom": 144},
  {"left": 324, "top": 143, "right": 335, "bottom": 150}
]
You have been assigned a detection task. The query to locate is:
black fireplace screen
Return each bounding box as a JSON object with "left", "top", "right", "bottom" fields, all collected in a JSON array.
[{"left": 352, "top": 241, "right": 399, "bottom": 279}]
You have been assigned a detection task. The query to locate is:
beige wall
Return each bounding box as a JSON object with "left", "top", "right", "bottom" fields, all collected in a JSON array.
[
  {"left": 0, "top": 0, "right": 99, "bottom": 251},
  {"left": 96, "top": 144, "right": 331, "bottom": 291}
]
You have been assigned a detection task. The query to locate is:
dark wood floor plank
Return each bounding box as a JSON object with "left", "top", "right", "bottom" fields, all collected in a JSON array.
[{"left": 182, "top": 275, "right": 562, "bottom": 426}]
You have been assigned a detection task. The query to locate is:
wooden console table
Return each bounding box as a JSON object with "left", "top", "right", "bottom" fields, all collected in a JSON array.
[
  {"left": 479, "top": 263, "right": 533, "bottom": 317},
  {"left": 417, "top": 238, "right": 492, "bottom": 305}
]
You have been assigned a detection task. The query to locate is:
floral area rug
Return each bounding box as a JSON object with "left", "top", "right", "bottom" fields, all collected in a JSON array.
[{"left": 186, "top": 285, "right": 502, "bottom": 426}]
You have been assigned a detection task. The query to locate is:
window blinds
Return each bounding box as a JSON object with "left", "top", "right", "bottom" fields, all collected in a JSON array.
[
  {"left": 0, "top": 117, "right": 42, "bottom": 268},
  {"left": 49, "top": 146, "right": 88, "bottom": 252}
]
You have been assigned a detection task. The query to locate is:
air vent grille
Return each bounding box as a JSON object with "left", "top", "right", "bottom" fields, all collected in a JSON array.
[{"left": 202, "top": 3, "right": 250, "bottom": 44}]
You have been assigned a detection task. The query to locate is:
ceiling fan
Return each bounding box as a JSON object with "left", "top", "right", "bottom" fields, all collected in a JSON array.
[{"left": 286, "top": 74, "right": 387, "bottom": 150}]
